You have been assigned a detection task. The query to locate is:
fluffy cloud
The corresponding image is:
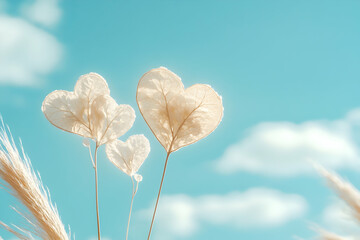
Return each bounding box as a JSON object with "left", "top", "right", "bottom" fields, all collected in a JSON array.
[
  {"left": 215, "top": 109, "right": 360, "bottom": 177},
  {"left": 0, "top": 1, "right": 63, "bottom": 86},
  {"left": 21, "top": 0, "right": 61, "bottom": 27},
  {"left": 138, "top": 188, "right": 307, "bottom": 239}
]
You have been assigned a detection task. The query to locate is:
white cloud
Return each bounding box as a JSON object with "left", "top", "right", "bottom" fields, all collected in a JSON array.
[
  {"left": 21, "top": 0, "right": 61, "bottom": 27},
  {"left": 322, "top": 200, "right": 360, "bottom": 238},
  {"left": 138, "top": 188, "right": 307, "bottom": 239},
  {"left": 0, "top": 13, "right": 63, "bottom": 86},
  {"left": 0, "top": 0, "right": 63, "bottom": 86},
  {"left": 215, "top": 109, "right": 360, "bottom": 177}
]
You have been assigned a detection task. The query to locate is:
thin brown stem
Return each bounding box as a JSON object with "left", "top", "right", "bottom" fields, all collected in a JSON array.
[
  {"left": 147, "top": 152, "right": 171, "bottom": 240},
  {"left": 126, "top": 177, "right": 136, "bottom": 240},
  {"left": 94, "top": 145, "right": 101, "bottom": 240}
]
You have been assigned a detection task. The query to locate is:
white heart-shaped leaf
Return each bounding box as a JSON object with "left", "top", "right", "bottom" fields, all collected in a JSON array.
[
  {"left": 75, "top": 72, "right": 110, "bottom": 102},
  {"left": 137, "top": 67, "right": 223, "bottom": 153},
  {"left": 106, "top": 135, "right": 150, "bottom": 176},
  {"left": 42, "top": 72, "right": 135, "bottom": 145},
  {"left": 90, "top": 95, "right": 135, "bottom": 145}
]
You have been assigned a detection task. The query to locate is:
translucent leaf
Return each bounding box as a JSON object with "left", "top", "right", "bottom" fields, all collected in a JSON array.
[
  {"left": 137, "top": 67, "right": 223, "bottom": 153},
  {"left": 105, "top": 135, "right": 150, "bottom": 176},
  {"left": 42, "top": 72, "right": 135, "bottom": 145},
  {"left": 42, "top": 90, "right": 92, "bottom": 138},
  {"left": 90, "top": 95, "right": 135, "bottom": 145},
  {"left": 74, "top": 73, "right": 110, "bottom": 102}
]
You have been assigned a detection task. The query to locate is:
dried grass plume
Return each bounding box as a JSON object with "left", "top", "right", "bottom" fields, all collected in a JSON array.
[
  {"left": 0, "top": 123, "right": 69, "bottom": 240},
  {"left": 315, "top": 164, "right": 360, "bottom": 222},
  {"left": 317, "top": 228, "right": 351, "bottom": 240},
  {"left": 312, "top": 163, "right": 360, "bottom": 240}
]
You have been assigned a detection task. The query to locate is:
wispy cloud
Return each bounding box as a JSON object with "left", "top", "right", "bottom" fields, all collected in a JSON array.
[
  {"left": 137, "top": 188, "right": 307, "bottom": 239},
  {"left": 21, "top": 0, "right": 61, "bottom": 27},
  {"left": 215, "top": 109, "right": 360, "bottom": 177},
  {"left": 0, "top": 0, "right": 63, "bottom": 86}
]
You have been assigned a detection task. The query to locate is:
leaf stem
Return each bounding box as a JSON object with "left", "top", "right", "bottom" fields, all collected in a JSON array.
[
  {"left": 126, "top": 177, "right": 137, "bottom": 240},
  {"left": 94, "top": 144, "right": 101, "bottom": 240},
  {"left": 147, "top": 152, "right": 171, "bottom": 240}
]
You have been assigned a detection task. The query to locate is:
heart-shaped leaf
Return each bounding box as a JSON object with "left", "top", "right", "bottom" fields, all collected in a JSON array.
[
  {"left": 105, "top": 135, "right": 150, "bottom": 176},
  {"left": 89, "top": 95, "right": 135, "bottom": 145},
  {"left": 42, "top": 72, "right": 135, "bottom": 145},
  {"left": 136, "top": 67, "right": 223, "bottom": 153}
]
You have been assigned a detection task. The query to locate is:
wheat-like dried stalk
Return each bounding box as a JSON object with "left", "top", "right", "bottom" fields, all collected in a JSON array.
[
  {"left": 312, "top": 164, "right": 360, "bottom": 240},
  {"left": 317, "top": 229, "right": 348, "bottom": 240},
  {"left": 315, "top": 164, "right": 360, "bottom": 223},
  {"left": 0, "top": 124, "right": 69, "bottom": 240}
]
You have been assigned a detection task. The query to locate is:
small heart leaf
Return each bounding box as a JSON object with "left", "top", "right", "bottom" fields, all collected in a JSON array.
[{"left": 106, "top": 135, "right": 150, "bottom": 176}]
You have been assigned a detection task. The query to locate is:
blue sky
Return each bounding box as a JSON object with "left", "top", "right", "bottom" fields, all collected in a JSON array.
[{"left": 1, "top": 0, "right": 360, "bottom": 239}]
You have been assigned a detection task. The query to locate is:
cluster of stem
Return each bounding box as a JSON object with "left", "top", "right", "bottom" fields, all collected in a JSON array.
[
  {"left": 86, "top": 141, "right": 170, "bottom": 240},
  {"left": 86, "top": 143, "right": 142, "bottom": 240}
]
